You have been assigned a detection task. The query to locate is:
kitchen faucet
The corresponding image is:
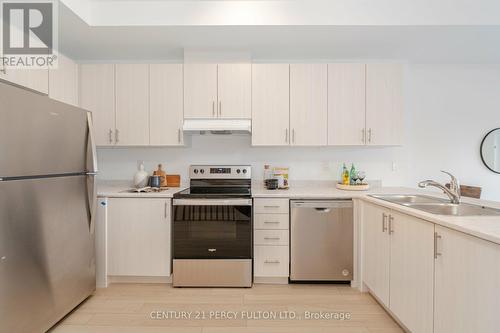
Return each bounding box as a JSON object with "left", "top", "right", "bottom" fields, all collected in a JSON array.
[{"left": 418, "top": 171, "right": 461, "bottom": 204}]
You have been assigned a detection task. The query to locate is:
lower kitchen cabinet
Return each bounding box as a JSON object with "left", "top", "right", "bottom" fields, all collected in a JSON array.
[
  {"left": 254, "top": 245, "right": 289, "bottom": 277},
  {"left": 107, "top": 198, "right": 171, "bottom": 277},
  {"left": 363, "top": 202, "right": 434, "bottom": 333},
  {"left": 434, "top": 225, "right": 500, "bottom": 333}
]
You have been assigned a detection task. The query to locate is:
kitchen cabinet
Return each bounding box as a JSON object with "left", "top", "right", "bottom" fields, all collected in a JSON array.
[
  {"left": 115, "top": 64, "right": 150, "bottom": 145},
  {"left": 184, "top": 63, "right": 251, "bottom": 119},
  {"left": 289, "top": 64, "right": 327, "bottom": 146},
  {"left": 366, "top": 64, "right": 403, "bottom": 145},
  {"left": 79, "top": 64, "right": 116, "bottom": 146},
  {"left": 251, "top": 64, "right": 290, "bottom": 146},
  {"left": 253, "top": 198, "right": 290, "bottom": 279},
  {"left": 0, "top": 67, "right": 48, "bottom": 94},
  {"left": 434, "top": 225, "right": 500, "bottom": 333},
  {"left": 389, "top": 210, "right": 434, "bottom": 333},
  {"left": 150, "top": 64, "right": 184, "bottom": 145},
  {"left": 363, "top": 202, "right": 391, "bottom": 306},
  {"left": 48, "top": 53, "right": 79, "bottom": 106},
  {"left": 363, "top": 202, "right": 434, "bottom": 333},
  {"left": 107, "top": 198, "right": 171, "bottom": 277},
  {"left": 184, "top": 63, "right": 218, "bottom": 118},
  {"left": 217, "top": 63, "right": 251, "bottom": 119},
  {"left": 327, "top": 63, "right": 366, "bottom": 145}
]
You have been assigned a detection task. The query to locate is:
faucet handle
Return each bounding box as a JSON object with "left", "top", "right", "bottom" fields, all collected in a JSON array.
[{"left": 440, "top": 170, "right": 461, "bottom": 194}]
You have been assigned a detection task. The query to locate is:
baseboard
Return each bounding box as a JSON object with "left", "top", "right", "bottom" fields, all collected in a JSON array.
[
  {"left": 254, "top": 276, "right": 289, "bottom": 284},
  {"left": 107, "top": 275, "right": 172, "bottom": 284}
]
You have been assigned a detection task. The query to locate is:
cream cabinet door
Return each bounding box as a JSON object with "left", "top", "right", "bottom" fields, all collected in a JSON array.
[
  {"left": 79, "top": 64, "right": 115, "bottom": 146},
  {"left": 252, "top": 64, "right": 290, "bottom": 146},
  {"left": 366, "top": 64, "right": 403, "bottom": 145},
  {"left": 289, "top": 64, "right": 327, "bottom": 146},
  {"left": 0, "top": 68, "right": 48, "bottom": 94},
  {"left": 362, "top": 202, "right": 391, "bottom": 307},
  {"left": 327, "top": 63, "right": 366, "bottom": 145},
  {"left": 217, "top": 63, "right": 251, "bottom": 119},
  {"left": 115, "top": 64, "right": 150, "bottom": 145},
  {"left": 48, "top": 53, "right": 78, "bottom": 106},
  {"left": 434, "top": 226, "right": 500, "bottom": 333},
  {"left": 107, "top": 198, "right": 171, "bottom": 277},
  {"left": 184, "top": 63, "right": 217, "bottom": 118},
  {"left": 150, "top": 64, "right": 184, "bottom": 145},
  {"left": 389, "top": 211, "right": 434, "bottom": 333}
]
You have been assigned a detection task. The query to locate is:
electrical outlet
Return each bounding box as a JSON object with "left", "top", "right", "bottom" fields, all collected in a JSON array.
[{"left": 392, "top": 162, "right": 397, "bottom": 172}]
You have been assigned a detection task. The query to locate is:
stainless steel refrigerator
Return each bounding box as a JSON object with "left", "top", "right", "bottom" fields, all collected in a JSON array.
[{"left": 0, "top": 82, "right": 98, "bottom": 332}]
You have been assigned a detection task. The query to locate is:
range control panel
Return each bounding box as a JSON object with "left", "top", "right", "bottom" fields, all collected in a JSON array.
[{"left": 189, "top": 165, "right": 251, "bottom": 179}]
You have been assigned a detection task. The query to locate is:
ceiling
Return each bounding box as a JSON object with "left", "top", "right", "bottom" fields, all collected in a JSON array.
[{"left": 58, "top": 1, "right": 500, "bottom": 63}]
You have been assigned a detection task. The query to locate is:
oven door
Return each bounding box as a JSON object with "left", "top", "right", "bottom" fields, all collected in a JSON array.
[{"left": 173, "top": 198, "right": 252, "bottom": 259}]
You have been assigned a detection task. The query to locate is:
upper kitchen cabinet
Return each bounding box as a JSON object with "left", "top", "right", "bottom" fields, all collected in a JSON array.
[
  {"left": 184, "top": 63, "right": 251, "bottom": 119},
  {"left": 79, "top": 64, "right": 116, "bottom": 146},
  {"left": 290, "top": 64, "right": 327, "bottom": 146},
  {"left": 327, "top": 63, "right": 366, "bottom": 145},
  {"left": 252, "top": 64, "right": 290, "bottom": 146},
  {"left": 150, "top": 64, "right": 184, "bottom": 146},
  {"left": 115, "top": 64, "right": 150, "bottom": 146},
  {"left": 0, "top": 67, "right": 48, "bottom": 94},
  {"left": 48, "top": 53, "right": 79, "bottom": 106},
  {"left": 217, "top": 64, "right": 251, "bottom": 119},
  {"left": 366, "top": 64, "right": 403, "bottom": 145},
  {"left": 184, "top": 63, "right": 218, "bottom": 118}
]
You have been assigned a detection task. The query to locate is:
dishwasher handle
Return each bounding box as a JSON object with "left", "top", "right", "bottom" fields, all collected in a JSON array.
[{"left": 291, "top": 200, "right": 352, "bottom": 209}]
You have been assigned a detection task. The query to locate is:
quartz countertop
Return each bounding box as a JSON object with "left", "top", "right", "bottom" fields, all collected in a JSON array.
[{"left": 98, "top": 180, "right": 500, "bottom": 245}]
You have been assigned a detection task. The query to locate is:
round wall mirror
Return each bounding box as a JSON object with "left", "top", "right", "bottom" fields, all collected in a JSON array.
[{"left": 481, "top": 128, "right": 500, "bottom": 174}]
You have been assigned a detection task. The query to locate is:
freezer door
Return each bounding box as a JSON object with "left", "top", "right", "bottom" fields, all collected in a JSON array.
[
  {"left": 290, "top": 200, "right": 353, "bottom": 281},
  {"left": 0, "top": 82, "right": 92, "bottom": 178},
  {"left": 0, "top": 175, "right": 95, "bottom": 333}
]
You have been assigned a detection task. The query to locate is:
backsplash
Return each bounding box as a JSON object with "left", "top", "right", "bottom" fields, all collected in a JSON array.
[{"left": 97, "top": 134, "right": 409, "bottom": 186}]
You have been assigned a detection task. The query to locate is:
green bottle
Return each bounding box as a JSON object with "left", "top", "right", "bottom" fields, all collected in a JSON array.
[{"left": 349, "top": 163, "right": 356, "bottom": 185}]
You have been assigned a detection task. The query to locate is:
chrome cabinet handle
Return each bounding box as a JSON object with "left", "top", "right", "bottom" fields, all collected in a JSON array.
[
  {"left": 109, "top": 129, "right": 113, "bottom": 144},
  {"left": 434, "top": 232, "right": 442, "bottom": 259},
  {"left": 285, "top": 128, "right": 288, "bottom": 143},
  {"left": 178, "top": 128, "right": 181, "bottom": 144},
  {"left": 264, "top": 205, "right": 280, "bottom": 208},
  {"left": 292, "top": 129, "right": 295, "bottom": 144},
  {"left": 212, "top": 101, "right": 215, "bottom": 117},
  {"left": 388, "top": 215, "right": 394, "bottom": 234},
  {"left": 368, "top": 128, "right": 372, "bottom": 143},
  {"left": 164, "top": 201, "right": 168, "bottom": 218},
  {"left": 264, "top": 237, "right": 280, "bottom": 240},
  {"left": 362, "top": 128, "right": 366, "bottom": 144},
  {"left": 115, "top": 129, "right": 119, "bottom": 143},
  {"left": 264, "top": 260, "right": 280, "bottom": 264},
  {"left": 382, "top": 213, "right": 388, "bottom": 232},
  {"left": 264, "top": 221, "right": 280, "bottom": 224},
  {"left": 219, "top": 101, "right": 222, "bottom": 117}
]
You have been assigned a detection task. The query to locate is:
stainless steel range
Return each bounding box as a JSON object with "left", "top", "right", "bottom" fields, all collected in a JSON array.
[{"left": 172, "top": 165, "right": 252, "bottom": 287}]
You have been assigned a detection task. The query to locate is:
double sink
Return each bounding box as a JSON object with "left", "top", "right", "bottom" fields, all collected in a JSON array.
[{"left": 370, "top": 194, "right": 500, "bottom": 216}]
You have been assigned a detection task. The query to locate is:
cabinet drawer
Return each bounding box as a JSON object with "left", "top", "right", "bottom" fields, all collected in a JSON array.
[
  {"left": 254, "top": 214, "right": 289, "bottom": 230},
  {"left": 254, "top": 198, "right": 289, "bottom": 214},
  {"left": 254, "top": 230, "right": 289, "bottom": 246},
  {"left": 254, "top": 245, "right": 289, "bottom": 277}
]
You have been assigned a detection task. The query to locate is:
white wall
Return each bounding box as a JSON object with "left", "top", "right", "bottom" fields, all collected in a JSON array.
[{"left": 97, "top": 64, "right": 500, "bottom": 201}]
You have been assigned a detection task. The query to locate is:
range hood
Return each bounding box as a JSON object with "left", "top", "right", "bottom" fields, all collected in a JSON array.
[{"left": 183, "top": 119, "right": 252, "bottom": 134}]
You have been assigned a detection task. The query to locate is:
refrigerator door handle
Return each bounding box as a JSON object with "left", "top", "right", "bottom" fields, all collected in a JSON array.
[{"left": 86, "top": 112, "right": 98, "bottom": 234}]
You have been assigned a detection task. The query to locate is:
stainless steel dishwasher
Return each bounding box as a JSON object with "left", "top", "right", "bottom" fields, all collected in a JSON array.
[{"left": 290, "top": 200, "right": 353, "bottom": 282}]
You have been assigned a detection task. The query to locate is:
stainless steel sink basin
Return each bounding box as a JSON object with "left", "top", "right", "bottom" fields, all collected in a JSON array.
[
  {"left": 402, "top": 203, "right": 500, "bottom": 216},
  {"left": 370, "top": 194, "right": 448, "bottom": 205},
  {"left": 370, "top": 194, "right": 500, "bottom": 216}
]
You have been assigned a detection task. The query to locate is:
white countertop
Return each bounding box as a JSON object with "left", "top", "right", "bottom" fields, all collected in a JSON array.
[
  {"left": 98, "top": 180, "right": 500, "bottom": 245},
  {"left": 97, "top": 180, "right": 187, "bottom": 198}
]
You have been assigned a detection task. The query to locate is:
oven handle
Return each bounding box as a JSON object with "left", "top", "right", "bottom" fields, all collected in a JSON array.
[{"left": 173, "top": 199, "right": 253, "bottom": 206}]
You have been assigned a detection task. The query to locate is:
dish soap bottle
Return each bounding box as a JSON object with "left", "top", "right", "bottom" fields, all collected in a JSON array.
[
  {"left": 342, "top": 163, "right": 350, "bottom": 185},
  {"left": 349, "top": 163, "right": 357, "bottom": 185},
  {"left": 133, "top": 161, "right": 149, "bottom": 188}
]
